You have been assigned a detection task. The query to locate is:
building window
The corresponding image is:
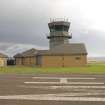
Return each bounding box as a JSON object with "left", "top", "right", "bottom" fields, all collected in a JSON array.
[{"left": 75, "top": 57, "right": 81, "bottom": 60}]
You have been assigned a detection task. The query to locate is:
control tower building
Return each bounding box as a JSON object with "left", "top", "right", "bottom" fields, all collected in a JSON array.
[
  {"left": 47, "top": 19, "right": 72, "bottom": 49},
  {"left": 14, "top": 19, "right": 87, "bottom": 67}
]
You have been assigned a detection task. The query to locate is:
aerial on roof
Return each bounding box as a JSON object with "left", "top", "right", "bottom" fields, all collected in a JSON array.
[
  {"left": 14, "top": 48, "right": 38, "bottom": 57},
  {"left": 37, "top": 43, "right": 87, "bottom": 55}
]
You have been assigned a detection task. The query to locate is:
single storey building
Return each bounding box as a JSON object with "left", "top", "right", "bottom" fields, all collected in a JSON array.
[
  {"left": 14, "top": 48, "right": 38, "bottom": 66},
  {"left": 36, "top": 44, "right": 87, "bottom": 67}
]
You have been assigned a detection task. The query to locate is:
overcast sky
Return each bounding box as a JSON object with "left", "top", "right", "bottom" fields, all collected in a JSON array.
[{"left": 0, "top": 0, "right": 105, "bottom": 57}]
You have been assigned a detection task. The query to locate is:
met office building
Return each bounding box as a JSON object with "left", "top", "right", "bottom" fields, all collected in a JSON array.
[{"left": 14, "top": 18, "right": 88, "bottom": 67}]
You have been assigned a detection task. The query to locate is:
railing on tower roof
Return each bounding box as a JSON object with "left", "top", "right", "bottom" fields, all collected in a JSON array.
[{"left": 50, "top": 18, "right": 69, "bottom": 22}]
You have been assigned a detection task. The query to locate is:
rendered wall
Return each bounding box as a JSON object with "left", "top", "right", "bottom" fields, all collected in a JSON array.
[
  {"left": 15, "top": 58, "right": 22, "bottom": 65},
  {"left": 22, "top": 57, "right": 36, "bottom": 66},
  {"left": 38, "top": 55, "right": 87, "bottom": 67},
  {"left": 0, "top": 58, "right": 7, "bottom": 66},
  {"left": 15, "top": 57, "right": 36, "bottom": 66}
]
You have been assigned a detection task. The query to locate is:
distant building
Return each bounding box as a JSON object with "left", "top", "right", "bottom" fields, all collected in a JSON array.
[
  {"left": 14, "top": 19, "right": 87, "bottom": 67},
  {"left": 0, "top": 53, "right": 8, "bottom": 66},
  {"left": 14, "top": 48, "right": 38, "bottom": 66}
]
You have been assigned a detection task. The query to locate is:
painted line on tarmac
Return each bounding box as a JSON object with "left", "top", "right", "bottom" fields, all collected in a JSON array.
[
  {"left": 60, "top": 78, "right": 68, "bottom": 83},
  {"left": 32, "top": 77, "right": 96, "bottom": 80},
  {"left": 55, "top": 92, "right": 105, "bottom": 96},
  {"left": 51, "top": 86, "right": 105, "bottom": 89},
  {"left": 24, "top": 82, "right": 104, "bottom": 85},
  {"left": 1, "top": 94, "right": 105, "bottom": 101},
  {"left": 19, "top": 85, "right": 105, "bottom": 89}
]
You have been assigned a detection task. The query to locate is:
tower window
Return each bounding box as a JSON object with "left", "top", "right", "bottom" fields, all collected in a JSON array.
[{"left": 50, "top": 25, "right": 69, "bottom": 32}]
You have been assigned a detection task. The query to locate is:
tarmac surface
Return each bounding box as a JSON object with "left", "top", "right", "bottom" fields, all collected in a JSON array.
[{"left": 0, "top": 74, "right": 105, "bottom": 105}]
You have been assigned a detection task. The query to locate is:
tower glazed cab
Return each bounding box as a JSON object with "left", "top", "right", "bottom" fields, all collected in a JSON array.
[{"left": 47, "top": 19, "right": 72, "bottom": 49}]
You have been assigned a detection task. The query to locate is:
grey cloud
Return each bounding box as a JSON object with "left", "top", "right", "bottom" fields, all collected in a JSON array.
[
  {"left": 0, "top": 0, "right": 84, "bottom": 46},
  {"left": 71, "top": 29, "right": 105, "bottom": 56},
  {"left": 0, "top": 0, "right": 105, "bottom": 57}
]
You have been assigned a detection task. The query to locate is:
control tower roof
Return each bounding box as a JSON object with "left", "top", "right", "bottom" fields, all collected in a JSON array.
[
  {"left": 48, "top": 18, "right": 70, "bottom": 27},
  {"left": 48, "top": 21, "right": 70, "bottom": 27}
]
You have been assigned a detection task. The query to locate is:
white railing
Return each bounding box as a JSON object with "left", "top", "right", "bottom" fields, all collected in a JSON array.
[{"left": 50, "top": 18, "right": 69, "bottom": 22}]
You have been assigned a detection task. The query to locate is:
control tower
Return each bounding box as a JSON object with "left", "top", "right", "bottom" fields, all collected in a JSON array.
[{"left": 47, "top": 18, "right": 72, "bottom": 49}]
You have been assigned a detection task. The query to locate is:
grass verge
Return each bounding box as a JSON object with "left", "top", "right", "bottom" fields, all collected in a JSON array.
[{"left": 0, "top": 64, "right": 105, "bottom": 74}]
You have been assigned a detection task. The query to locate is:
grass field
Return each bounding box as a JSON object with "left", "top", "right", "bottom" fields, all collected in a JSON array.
[{"left": 0, "top": 64, "right": 105, "bottom": 74}]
